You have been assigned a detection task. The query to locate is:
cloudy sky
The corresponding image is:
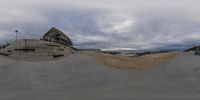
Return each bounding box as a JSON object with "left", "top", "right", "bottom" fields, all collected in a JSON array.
[{"left": 0, "top": 0, "right": 200, "bottom": 50}]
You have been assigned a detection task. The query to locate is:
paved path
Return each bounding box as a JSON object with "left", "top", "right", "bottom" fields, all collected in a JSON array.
[{"left": 0, "top": 52, "right": 200, "bottom": 100}]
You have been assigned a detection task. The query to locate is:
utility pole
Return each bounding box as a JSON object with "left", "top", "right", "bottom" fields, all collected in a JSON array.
[{"left": 15, "top": 30, "right": 18, "bottom": 41}]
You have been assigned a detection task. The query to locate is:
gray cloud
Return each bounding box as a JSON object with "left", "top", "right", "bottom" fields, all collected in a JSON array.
[{"left": 0, "top": 0, "right": 200, "bottom": 50}]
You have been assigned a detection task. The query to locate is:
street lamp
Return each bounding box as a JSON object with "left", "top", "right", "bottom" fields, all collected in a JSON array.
[{"left": 15, "top": 30, "right": 18, "bottom": 41}]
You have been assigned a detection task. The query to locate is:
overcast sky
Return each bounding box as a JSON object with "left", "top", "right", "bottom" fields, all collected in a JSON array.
[{"left": 0, "top": 0, "right": 200, "bottom": 50}]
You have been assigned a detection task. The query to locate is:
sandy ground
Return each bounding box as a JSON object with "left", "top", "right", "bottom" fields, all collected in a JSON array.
[
  {"left": 84, "top": 51, "right": 178, "bottom": 70},
  {"left": 0, "top": 52, "right": 200, "bottom": 100}
]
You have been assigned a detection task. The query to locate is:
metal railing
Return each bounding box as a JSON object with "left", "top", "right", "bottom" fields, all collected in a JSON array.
[
  {"left": 16, "top": 33, "right": 42, "bottom": 40},
  {"left": 0, "top": 32, "right": 43, "bottom": 49}
]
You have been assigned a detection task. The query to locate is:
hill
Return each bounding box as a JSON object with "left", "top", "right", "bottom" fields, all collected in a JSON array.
[{"left": 185, "top": 46, "right": 200, "bottom": 52}]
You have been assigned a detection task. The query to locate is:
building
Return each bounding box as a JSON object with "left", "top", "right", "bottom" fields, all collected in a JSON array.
[
  {"left": 0, "top": 27, "right": 75, "bottom": 60},
  {"left": 43, "top": 27, "right": 73, "bottom": 47}
]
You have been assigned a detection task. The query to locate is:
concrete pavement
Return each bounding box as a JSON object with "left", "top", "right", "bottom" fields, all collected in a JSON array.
[{"left": 0, "top": 52, "right": 200, "bottom": 100}]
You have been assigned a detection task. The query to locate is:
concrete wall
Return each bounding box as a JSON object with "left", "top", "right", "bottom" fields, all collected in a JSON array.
[{"left": 0, "top": 39, "right": 75, "bottom": 60}]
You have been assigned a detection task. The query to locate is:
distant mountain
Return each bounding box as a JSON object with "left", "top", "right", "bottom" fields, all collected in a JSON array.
[{"left": 101, "top": 48, "right": 136, "bottom": 51}]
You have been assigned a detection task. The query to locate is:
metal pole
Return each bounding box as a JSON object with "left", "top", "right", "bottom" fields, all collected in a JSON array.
[{"left": 15, "top": 30, "right": 18, "bottom": 41}]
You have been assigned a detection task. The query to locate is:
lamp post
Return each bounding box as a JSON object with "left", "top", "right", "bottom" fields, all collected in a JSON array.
[{"left": 15, "top": 30, "right": 18, "bottom": 41}]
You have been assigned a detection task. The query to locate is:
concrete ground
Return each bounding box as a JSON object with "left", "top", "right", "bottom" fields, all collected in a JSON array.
[{"left": 0, "top": 52, "right": 200, "bottom": 100}]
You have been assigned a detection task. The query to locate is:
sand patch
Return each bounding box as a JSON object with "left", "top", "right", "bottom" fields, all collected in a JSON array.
[{"left": 84, "top": 51, "right": 178, "bottom": 70}]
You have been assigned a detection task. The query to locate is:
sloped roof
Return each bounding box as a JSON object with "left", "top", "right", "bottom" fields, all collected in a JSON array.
[
  {"left": 44, "top": 27, "right": 68, "bottom": 38},
  {"left": 43, "top": 27, "right": 73, "bottom": 46}
]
